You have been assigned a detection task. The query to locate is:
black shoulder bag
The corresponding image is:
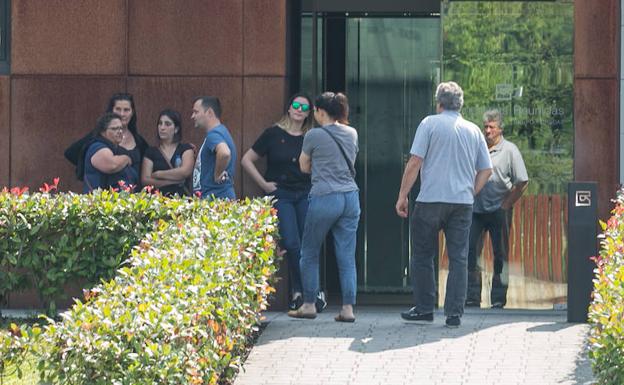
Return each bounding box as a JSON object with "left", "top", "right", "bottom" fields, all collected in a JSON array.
[{"left": 320, "top": 127, "right": 356, "bottom": 178}]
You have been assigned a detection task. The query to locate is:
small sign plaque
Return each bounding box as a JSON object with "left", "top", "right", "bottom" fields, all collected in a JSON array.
[
  {"left": 495, "top": 84, "right": 513, "bottom": 101},
  {"left": 575, "top": 190, "right": 591, "bottom": 207}
]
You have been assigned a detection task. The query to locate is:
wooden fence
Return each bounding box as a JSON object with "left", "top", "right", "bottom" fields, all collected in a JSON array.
[{"left": 440, "top": 194, "right": 568, "bottom": 283}]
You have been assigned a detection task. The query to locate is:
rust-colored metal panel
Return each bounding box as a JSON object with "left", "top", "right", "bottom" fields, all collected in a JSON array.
[
  {"left": 483, "top": 233, "right": 492, "bottom": 271},
  {"left": 563, "top": 195, "right": 568, "bottom": 282},
  {"left": 10, "top": 77, "right": 126, "bottom": 192},
  {"left": 537, "top": 195, "right": 550, "bottom": 281},
  {"left": 11, "top": 0, "right": 126, "bottom": 75},
  {"left": 551, "top": 195, "right": 563, "bottom": 282},
  {"left": 574, "top": 0, "right": 618, "bottom": 78},
  {"left": 524, "top": 196, "right": 535, "bottom": 277},
  {"left": 127, "top": 76, "right": 243, "bottom": 196},
  {"left": 439, "top": 232, "right": 448, "bottom": 269},
  {"left": 574, "top": 79, "right": 619, "bottom": 220},
  {"left": 0, "top": 76, "right": 9, "bottom": 187},
  {"left": 511, "top": 201, "right": 522, "bottom": 276},
  {"left": 128, "top": 0, "right": 243, "bottom": 76},
  {"left": 241, "top": 77, "right": 286, "bottom": 197},
  {"left": 243, "top": 0, "right": 287, "bottom": 76}
]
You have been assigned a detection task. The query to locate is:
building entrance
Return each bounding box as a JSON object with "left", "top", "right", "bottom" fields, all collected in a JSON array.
[
  {"left": 296, "top": 1, "right": 573, "bottom": 309},
  {"left": 299, "top": 10, "right": 441, "bottom": 301}
]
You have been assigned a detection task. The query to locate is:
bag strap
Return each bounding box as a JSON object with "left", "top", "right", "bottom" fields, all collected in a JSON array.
[{"left": 320, "top": 126, "right": 355, "bottom": 178}]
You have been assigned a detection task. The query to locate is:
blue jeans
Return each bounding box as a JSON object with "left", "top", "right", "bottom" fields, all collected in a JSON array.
[
  {"left": 300, "top": 190, "right": 360, "bottom": 305},
  {"left": 273, "top": 187, "right": 310, "bottom": 295},
  {"left": 202, "top": 187, "right": 235, "bottom": 201},
  {"left": 410, "top": 202, "right": 472, "bottom": 317}
]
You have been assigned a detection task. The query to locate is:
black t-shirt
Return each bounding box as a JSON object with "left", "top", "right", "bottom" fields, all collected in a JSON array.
[
  {"left": 251, "top": 125, "right": 311, "bottom": 191},
  {"left": 144, "top": 143, "right": 194, "bottom": 196}
]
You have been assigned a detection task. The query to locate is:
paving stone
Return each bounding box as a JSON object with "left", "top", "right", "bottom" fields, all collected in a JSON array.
[{"left": 233, "top": 307, "right": 594, "bottom": 385}]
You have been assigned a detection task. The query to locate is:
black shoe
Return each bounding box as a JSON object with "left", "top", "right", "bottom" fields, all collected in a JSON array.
[
  {"left": 289, "top": 296, "right": 303, "bottom": 311},
  {"left": 445, "top": 316, "right": 461, "bottom": 328},
  {"left": 491, "top": 302, "right": 505, "bottom": 309},
  {"left": 465, "top": 300, "right": 480, "bottom": 308},
  {"left": 315, "top": 291, "right": 327, "bottom": 313},
  {"left": 400, "top": 307, "right": 433, "bottom": 323}
]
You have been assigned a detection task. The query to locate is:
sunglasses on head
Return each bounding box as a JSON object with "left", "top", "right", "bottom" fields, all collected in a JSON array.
[{"left": 291, "top": 101, "right": 310, "bottom": 112}]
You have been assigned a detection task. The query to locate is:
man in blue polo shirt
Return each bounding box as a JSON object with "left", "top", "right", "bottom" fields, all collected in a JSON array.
[
  {"left": 395, "top": 81, "right": 492, "bottom": 328},
  {"left": 191, "top": 96, "right": 237, "bottom": 200}
]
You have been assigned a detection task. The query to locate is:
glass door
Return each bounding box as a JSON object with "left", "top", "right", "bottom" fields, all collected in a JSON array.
[
  {"left": 300, "top": 14, "right": 441, "bottom": 298},
  {"left": 346, "top": 17, "right": 440, "bottom": 293}
]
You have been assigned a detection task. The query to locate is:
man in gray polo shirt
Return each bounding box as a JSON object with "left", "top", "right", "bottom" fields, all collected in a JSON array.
[
  {"left": 466, "top": 109, "right": 528, "bottom": 309},
  {"left": 395, "top": 81, "right": 492, "bottom": 328}
]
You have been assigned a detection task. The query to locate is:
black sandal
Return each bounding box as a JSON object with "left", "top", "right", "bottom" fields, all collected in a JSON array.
[{"left": 334, "top": 314, "right": 355, "bottom": 323}]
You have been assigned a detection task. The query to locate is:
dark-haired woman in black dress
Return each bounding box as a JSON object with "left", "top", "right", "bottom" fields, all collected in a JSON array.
[{"left": 141, "top": 109, "right": 194, "bottom": 196}]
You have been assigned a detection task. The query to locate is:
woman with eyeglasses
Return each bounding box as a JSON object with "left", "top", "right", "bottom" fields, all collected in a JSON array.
[
  {"left": 242, "top": 93, "right": 326, "bottom": 312},
  {"left": 80, "top": 112, "right": 135, "bottom": 193},
  {"left": 141, "top": 109, "right": 195, "bottom": 196},
  {"left": 288, "top": 92, "right": 360, "bottom": 323},
  {"left": 66, "top": 93, "right": 148, "bottom": 191}
]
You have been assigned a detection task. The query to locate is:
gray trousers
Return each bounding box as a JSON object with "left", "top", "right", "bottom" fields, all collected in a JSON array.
[{"left": 410, "top": 202, "right": 473, "bottom": 317}]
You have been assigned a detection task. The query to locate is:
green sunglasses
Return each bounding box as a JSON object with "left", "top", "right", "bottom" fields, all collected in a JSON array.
[{"left": 291, "top": 101, "right": 310, "bottom": 112}]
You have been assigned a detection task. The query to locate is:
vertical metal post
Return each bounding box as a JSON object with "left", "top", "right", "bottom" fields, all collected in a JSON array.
[
  {"left": 312, "top": 0, "right": 318, "bottom": 98},
  {"left": 567, "top": 182, "right": 598, "bottom": 323}
]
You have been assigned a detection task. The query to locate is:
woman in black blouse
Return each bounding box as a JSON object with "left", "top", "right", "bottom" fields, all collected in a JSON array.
[
  {"left": 242, "top": 93, "right": 319, "bottom": 311},
  {"left": 141, "top": 109, "right": 194, "bottom": 196}
]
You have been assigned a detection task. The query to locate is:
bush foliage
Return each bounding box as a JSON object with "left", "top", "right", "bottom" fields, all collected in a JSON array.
[
  {"left": 0, "top": 184, "right": 198, "bottom": 314},
  {"left": 589, "top": 188, "right": 624, "bottom": 384},
  {"left": 0, "top": 188, "right": 278, "bottom": 384}
]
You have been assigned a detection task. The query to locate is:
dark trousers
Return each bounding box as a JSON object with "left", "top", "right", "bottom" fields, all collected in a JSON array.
[
  {"left": 273, "top": 187, "right": 310, "bottom": 295},
  {"left": 411, "top": 202, "right": 473, "bottom": 317},
  {"left": 467, "top": 208, "right": 512, "bottom": 305}
]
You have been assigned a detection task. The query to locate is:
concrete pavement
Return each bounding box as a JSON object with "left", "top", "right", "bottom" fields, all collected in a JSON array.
[{"left": 234, "top": 306, "right": 594, "bottom": 385}]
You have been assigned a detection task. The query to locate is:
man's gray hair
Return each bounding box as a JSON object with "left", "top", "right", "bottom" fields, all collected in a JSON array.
[
  {"left": 435, "top": 81, "right": 464, "bottom": 111},
  {"left": 483, "top": 109, "right": 503, "bottom": 128}
]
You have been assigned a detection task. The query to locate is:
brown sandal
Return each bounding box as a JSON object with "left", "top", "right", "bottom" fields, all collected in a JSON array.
[{"left": 288, "top": 308, "right": 317, "bottom": 319}]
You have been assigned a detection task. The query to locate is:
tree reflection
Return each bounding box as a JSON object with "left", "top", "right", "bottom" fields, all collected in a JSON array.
[{"left": 443, "top": 1, "right": 574, "bottom": 194}]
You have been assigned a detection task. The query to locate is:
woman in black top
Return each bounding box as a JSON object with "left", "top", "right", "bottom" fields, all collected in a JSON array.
[
  {"left": 242, "top": 93, "right": 317, "bottom": 310},
  {"left": 141, "top": 109, "right": 194, "bottom": 197},
  {"left": 66, "top": 93, "right": 148, "bottom": 191}
]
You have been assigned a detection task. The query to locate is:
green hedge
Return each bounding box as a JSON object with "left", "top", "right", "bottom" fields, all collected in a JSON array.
[
  {"left": 589, "top": 188, "right": 624, "bottom": 384},
  {"left": 0, "top": 194, "right": 278, "bottom": 384},
  {"left": 0, "top": 186, "right": 197, "bottom": 314}
]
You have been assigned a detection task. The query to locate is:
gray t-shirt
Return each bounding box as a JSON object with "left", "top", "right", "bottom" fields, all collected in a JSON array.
[
  {"left": 302, "top": 124, "right": 359, "bottom": 196},
  {"left": 410, "top": 110, "right": 492, "bottom": 204},
  {"left": 473, "top": 137, "right": 528, "bottom": 213}
]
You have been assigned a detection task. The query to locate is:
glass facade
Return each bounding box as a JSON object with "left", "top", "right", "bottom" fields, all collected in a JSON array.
[
  {"left": 441, "top": 1, "right": 573, "bottom": 309},
  {"left": 299, "top": 1, "right": 574, "bottom": 308},
  {"left": 442, "top": 2, "right": 574, "bottom": 195}
]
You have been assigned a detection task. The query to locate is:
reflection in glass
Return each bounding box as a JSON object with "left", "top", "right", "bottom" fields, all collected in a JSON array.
[
  {"left": 442, "top": 1, "right": 574, "bottom": 309},
  {"left": 443, "top": 1, "right": 574, "bottom": 194}
]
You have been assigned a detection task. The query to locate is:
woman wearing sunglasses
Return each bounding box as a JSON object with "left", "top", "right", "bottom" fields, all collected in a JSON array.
[{"left": 242, "top": 93, "right": 325, "bottom": 312}]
